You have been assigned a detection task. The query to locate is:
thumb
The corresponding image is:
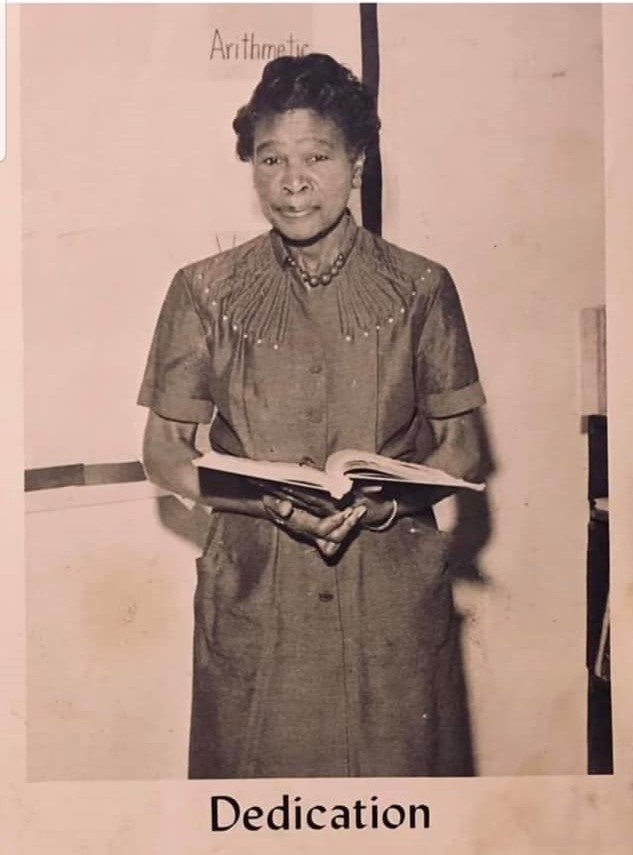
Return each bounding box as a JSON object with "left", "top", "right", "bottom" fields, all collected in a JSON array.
[
  {"left": 275, "top": 498, "right": 294, "bottom": 518},
  {"left": 355, "top": 484, "right": 384, "bottom": 498}
]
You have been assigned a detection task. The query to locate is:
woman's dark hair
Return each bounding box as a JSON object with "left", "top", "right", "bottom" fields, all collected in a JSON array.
[{"left": 233, "top": 53, "right": 380, "bottom": 161}]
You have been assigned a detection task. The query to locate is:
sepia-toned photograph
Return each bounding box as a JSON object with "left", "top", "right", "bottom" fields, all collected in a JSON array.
[{"left": 21, "top": 0, "right": 618, "bottom": 797}]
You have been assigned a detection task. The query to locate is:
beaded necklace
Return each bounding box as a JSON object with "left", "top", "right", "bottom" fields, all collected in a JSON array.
[{"left": 285, "top": 251, "right": 346, "bottom": 288}]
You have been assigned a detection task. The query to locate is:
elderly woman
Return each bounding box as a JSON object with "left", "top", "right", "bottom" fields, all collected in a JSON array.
[{"left": 138, "top": 53, "right": 486, "bottom": 778}]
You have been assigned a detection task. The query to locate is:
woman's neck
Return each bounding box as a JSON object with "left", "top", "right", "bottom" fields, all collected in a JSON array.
[{"left": 284, "top": 210, "right": 349, "bottom": 275}]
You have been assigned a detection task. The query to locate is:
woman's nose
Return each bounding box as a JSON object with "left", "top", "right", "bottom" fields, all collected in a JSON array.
[{"left": 282, "top": 163, "right": 309, "bottom": 194}]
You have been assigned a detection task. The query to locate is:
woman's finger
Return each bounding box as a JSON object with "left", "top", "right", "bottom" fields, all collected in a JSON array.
[
  {"left": 286, "top": 506, "right": 358, "bottom": 543},
  {"left": 251, "top": 480, "right": 323, "bottom": 512},
  {"left": 354, "top": 483, "right": 384, "bottom": 496},
  {"left": 273, "top": 485, "right": 339, "bottom": 516},
  {"left": 262, "top": 494, "right": 294, "bottom": 521},
  {"left": 264, "top": 499, "right": 366, "bottom": 554},
  {"left": 317, "top": 505, "right": 367, "bottom": 542},
  {"left": 315, "top": 538, "right": 341, "bottom": 558},
  {"left": 264, "top": 503, "right": 344, "bottom": 541}
]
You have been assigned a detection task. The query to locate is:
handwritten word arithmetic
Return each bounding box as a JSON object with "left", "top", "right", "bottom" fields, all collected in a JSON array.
[{"left": 209, "top": 29, "right": 309, "bottom": 62}]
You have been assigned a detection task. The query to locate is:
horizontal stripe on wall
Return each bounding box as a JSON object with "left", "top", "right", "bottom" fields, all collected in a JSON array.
[{"left": 25, "top": 461, "right": 147, "bottom": 492}]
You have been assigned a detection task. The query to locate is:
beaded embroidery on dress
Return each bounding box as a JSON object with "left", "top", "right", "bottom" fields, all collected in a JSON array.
[{"left": 184, "top": 214, "right": 444, "bottom": 347}]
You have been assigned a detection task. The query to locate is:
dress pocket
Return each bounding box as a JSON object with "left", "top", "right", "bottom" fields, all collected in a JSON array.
[
  {"left": 194, "top": 514, "right": 275, "bottom": 682},
  {"left": 400, "top": 515, "right": 451, "bottom": 578}
]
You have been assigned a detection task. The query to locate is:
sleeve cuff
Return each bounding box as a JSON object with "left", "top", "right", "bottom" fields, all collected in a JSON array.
[
  {"left": 137, "top": 384, "right": 215, "bottom": 424},
  {"left": 421, "top": 381, "right": 486, "bottom": 418}
]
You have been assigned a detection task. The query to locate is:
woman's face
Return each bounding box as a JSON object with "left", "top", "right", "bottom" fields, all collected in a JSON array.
[{"left": 251, "top": 108, "right": 363, "bottom": 243}]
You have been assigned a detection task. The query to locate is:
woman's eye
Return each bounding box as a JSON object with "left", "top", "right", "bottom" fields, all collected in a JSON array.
[
  {"left": 261, "top": 156, "right": 280, "bottom": 166},
  {"left": 309, "top": 153, "right": 329, "bottom": 163}
]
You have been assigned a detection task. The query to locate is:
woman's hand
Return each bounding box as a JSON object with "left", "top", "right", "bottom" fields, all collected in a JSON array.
[
  {"left": 349, "top": 484, "right": 399, "bottom": 529},
  {"left": 255, "top": 482, "right": 342, "bottom": 518},
  {"left": 262, "top": 483, "right": 401, "bottom": 556},
  {"left": 261, "top": 482, "right": 392, "bottom": 526},
  {"left": 262, "top": 495, "right": 367, "bottom": 558}
]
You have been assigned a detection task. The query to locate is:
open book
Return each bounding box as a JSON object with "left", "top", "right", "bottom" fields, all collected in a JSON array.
[{"left": 192, "top": 448, "right": 485, "bottom": 501}]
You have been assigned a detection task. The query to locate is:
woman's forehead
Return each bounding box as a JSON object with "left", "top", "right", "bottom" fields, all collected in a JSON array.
[{"left": 253, "top": 109, "right": 346, "bottom": 149}]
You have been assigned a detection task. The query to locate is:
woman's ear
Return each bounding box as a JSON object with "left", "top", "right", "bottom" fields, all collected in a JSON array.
[{"left": 351, "top": 153, "right": 365, "bottom": 188}]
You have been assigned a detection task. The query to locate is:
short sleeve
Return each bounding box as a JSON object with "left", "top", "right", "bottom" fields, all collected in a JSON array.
[
  {"left": 137, "top": 269, "right": 215, "bottom": 423},
  {"left": 415, "top": 268, "right": 485, "bottom": 418}
]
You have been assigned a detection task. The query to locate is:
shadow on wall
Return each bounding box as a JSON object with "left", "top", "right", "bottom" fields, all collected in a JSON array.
[
  {"left": 444, "top": 409, "right": 496, "bottom": 776},
  {"left": 446, "top": 408, "right": 496, "bottom": 586}
]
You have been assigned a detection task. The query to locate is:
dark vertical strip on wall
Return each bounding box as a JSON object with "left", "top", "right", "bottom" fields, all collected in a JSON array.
[{"left": 359, "top": 3, "right": 382, "bottom": 236}]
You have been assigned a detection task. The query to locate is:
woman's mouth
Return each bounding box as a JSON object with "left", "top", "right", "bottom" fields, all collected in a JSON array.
[{"left": 277, "top": 207, "right": 315, "bottom": 218}]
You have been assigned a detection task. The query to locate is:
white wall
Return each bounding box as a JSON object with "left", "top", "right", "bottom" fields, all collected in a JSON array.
[
  {"left": 24, "top": 4, "right": 604, "bottom": 779},
  {"left": 22, "top": 4, "right": 361, "bottom": 468},
  {"left": 23, "top": 3, "right": 363, "bottom": 781},
  {"left": 26, "top": 494, "right": 198, "bottom": 780},
  {"left": 379, "top": 4, "right": 605, "bottom": 774}
]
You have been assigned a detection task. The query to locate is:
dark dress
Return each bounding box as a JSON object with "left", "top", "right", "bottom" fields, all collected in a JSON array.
[{"left": 138, "top": 215, "right": 485, "bottom": 778}]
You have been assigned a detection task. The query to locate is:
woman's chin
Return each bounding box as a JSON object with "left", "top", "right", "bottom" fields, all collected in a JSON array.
[
  {"left": 273, "top": 218, "right": 320, "bottom": 243},
  {"left": 271, "top": 213, "right": 342, "bottom": 245}
]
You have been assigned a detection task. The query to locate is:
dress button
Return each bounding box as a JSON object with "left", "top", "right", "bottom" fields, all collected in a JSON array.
[
  {"left": 309, "top": 363, "right": 323, "bottom": 374},
  {"left": 306, "top": 408, "right": 323, "bottom": 424},
  {"left": 318, "top": 592, "right": 334, "bottom": 603}
]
